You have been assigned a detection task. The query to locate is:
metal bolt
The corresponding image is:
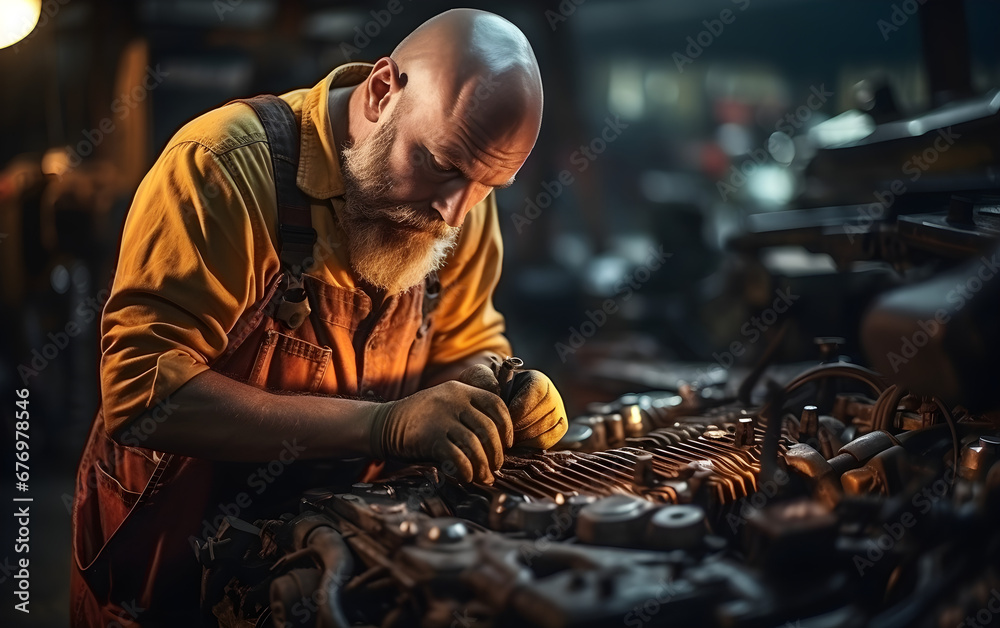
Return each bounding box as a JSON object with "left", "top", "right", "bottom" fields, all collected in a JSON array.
[
  {"left": 734, "top": 417, "right": 755, "bottom": 448},
  {"left": 494, "top": 356, "right": 524, "bottom": 402},
  {"left": 960, "top": 436, "right": 999, "bottom": 481},
  {"left": 814, "top": 337, "right": 845, "bottom": 363},
  {"left": 604, "top": 413, "right": 625, "bottom": 447},
  {"left": 497, "top": 356, "right": 523, "bottom": 385},
  {"left": 800, "top": 405, "right": 819, "bottom": 438},
  {"left": 633, "top": 454, "right": 656, "bottom": 488}
]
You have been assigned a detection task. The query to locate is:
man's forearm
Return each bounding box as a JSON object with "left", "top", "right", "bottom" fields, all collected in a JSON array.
[{"left": 112, "top": 369, "right": 386, "bottom": 462}]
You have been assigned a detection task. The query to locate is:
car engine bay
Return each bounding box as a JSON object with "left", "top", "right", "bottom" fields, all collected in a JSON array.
[{"left": 197, "top": 356, "right": 1000, "bottom": 627}]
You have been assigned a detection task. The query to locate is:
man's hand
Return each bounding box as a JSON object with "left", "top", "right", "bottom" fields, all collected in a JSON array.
[
  {"left": 373, "top": 381, "right": 514, "bottom": 484},
  {"left": 458, "top": 364, "right": 568, "bottom": 450}
]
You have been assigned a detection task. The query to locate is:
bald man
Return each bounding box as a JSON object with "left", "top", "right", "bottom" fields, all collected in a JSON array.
[{"left": 71, "top": 9, "right": 567, "bottom": 626}]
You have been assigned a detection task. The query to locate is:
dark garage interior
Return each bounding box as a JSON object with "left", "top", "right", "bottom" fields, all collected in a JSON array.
[{"left": 2, "top": 0, "right": 1000, "bottom": 626}]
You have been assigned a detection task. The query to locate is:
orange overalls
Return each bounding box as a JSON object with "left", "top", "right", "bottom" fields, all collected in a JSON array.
[{"left": 70, "top": 95, "right": 439, "bottom": 626}]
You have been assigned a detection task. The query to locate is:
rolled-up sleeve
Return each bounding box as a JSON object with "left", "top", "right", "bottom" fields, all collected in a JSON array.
[
  {"left": 425, "top": 191, "right": 512, "bottom": 369},
  {"left": 100, "top": 139, "right": 277, "bottom": 436}
]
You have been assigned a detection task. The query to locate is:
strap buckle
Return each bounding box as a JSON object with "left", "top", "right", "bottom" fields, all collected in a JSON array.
[
  {"left": 276, "top": 297, "right": 311, "bottom": 330},
  {"left": 276, "top": 273, "right": 311, "bottom": 329}
]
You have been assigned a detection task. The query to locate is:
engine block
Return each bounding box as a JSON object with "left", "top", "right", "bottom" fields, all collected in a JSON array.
[{"left": 198, "top": 365, "right": 1000, "bottom": 628}]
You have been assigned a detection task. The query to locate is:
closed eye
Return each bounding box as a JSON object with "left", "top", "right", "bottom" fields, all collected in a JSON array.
[
  {"left": 427, "top": 150, "right": 457, "bottom": 174},
  {"left": 424, "top": 145, "right": 514, "bottom": 189}
]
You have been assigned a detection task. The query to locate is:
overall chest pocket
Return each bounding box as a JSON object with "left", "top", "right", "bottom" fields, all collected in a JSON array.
[{"left": 248, "top": 328, "right": 333, "bottom": 393}]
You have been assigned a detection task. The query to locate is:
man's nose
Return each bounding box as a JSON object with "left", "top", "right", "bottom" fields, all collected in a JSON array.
[{"left": 431, "top": 179, "right": 478, "bottom": 227}]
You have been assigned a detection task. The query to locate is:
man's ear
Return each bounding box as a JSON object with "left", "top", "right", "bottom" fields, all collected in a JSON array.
[{"left": 363, "top": 57, "right": 405, "bottom": 123}]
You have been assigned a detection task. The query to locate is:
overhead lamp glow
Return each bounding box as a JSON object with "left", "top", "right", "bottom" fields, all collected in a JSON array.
[{"left": 0, "top": 0, "right": 42, "bottom": 50}]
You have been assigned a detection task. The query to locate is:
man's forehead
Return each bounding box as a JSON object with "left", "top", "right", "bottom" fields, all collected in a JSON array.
[
  {"left": 433, "top": 133, "right": 528, "bottom": 169},
  {"left": 401, "top": 101, "right": 531, "bottom": 174}
]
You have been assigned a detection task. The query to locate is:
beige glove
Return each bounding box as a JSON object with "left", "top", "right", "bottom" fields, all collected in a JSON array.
[
  {"left": 370, "top": 381, "right": 513, "bottom": 484},
  {"left": 459, "top": 363, "right": 568, "bottom": 450}
]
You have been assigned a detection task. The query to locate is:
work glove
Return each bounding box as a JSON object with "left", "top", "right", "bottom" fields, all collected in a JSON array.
[
  {"left": 369, "top": 381, "right": 513, "bottom": 484},
  {"left": 458, "top": 362, "right": 568, "bottom": 450}
]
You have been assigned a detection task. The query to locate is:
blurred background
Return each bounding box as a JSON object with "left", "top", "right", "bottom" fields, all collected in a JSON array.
[{"left": 2, "top": 0, "right": 1000, "bottom": 624}]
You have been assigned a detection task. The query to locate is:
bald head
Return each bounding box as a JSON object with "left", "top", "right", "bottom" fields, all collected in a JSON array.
[{"left": 391, "top": 8, "right": 543, "bottom": 132}]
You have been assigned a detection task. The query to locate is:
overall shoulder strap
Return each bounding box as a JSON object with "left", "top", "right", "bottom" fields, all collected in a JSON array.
[{"left": 236, "top": 95, "right": 316, "bottom": 329}]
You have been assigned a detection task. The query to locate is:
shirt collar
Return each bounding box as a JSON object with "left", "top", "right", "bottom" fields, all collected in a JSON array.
[{"left": 297, "top": 62, "right": 374, "bottom": 199}]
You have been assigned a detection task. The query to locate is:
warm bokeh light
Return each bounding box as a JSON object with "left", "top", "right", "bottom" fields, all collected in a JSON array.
[
  {"left": 41, "top": 147, "right": 71, "bottom": 176},
  {"left": 0, "top": 0, "right": 41, "bottom": 50}
]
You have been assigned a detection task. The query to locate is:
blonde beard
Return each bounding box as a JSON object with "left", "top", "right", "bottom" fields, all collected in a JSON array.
[
  {"left": 339, "top": 107, "right": 460, "bottom": 295},
  {"left": 340, "top": 221, "right": 457, "bottom": 296}
]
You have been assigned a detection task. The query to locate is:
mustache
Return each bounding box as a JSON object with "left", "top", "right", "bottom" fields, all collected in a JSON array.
[
  {"left": 346, "top": 186, "right": 452, "bottom": 236},
  {"left": 374, "top": 204, "right": 448, "bottom": 234}
]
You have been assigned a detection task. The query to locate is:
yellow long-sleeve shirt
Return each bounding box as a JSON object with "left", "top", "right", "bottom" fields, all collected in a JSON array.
[{"left": 100, "top": 62, "right": 511, "bottom": 435}]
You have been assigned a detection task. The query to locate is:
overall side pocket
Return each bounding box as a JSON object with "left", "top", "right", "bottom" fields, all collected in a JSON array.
[{"left": 248, "top": 329, "right": 332, "bottom": 393}]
